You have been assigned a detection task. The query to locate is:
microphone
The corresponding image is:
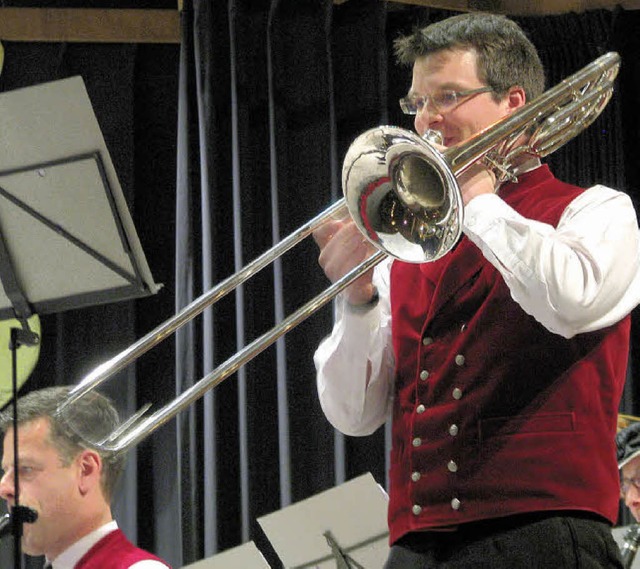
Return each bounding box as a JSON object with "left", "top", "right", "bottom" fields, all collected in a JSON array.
[
  {"left": 621, "top": 524, "right": 640, "bottom": 569},
  {"left": 0, "top": 513, "right": 11, "bottom": 539},
  {"left": 0, "top": 507, "right": 38, "bottom": 539}
]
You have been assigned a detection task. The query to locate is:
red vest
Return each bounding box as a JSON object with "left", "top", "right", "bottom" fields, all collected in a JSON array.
[
  {"left": 75, "top": 529, "right": 169, "bottom": 569},
  {"left": 388, "top": 165, "right": 629, "bottom": 544}
]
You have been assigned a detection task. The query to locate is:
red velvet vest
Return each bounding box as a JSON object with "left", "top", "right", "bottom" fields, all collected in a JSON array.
[
  {"left": 388, "top": 165, "right": 630, "bottom": 544},
  {"left": 75, "top": 529, "right": 169, "bottom": 569}
]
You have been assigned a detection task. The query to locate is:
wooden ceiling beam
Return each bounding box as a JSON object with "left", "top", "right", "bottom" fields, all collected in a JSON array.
[
  {"left": 2, "top": 2, "right": 639, "bottom": 44},
  {"left": 0, "top": 8, "right": 180, "bottom": 44}
]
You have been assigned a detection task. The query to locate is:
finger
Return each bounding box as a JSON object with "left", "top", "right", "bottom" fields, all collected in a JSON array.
[
  {"left": 318, "top": 225, "right": 375, "bottom": 284},
  {"left": 312, "top": 219, "right": 343, "bottom": 249}
]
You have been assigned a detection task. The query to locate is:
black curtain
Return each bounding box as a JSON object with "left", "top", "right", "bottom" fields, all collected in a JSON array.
[{"left": 0, "top": 2, "right": 639, "bottom": 567}]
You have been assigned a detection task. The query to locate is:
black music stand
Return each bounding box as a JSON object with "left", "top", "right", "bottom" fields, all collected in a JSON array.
[
  {"left": 257, "top": 473, "right": 390, "bottom": 569},
  {"left": 0, "top": 75, "right": 160, "bottom": 568}
]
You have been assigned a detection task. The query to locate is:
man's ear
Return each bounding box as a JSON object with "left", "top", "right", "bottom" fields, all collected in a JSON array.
[
  {"left": 505, "top": 85, "right": 527, "bottom": 114},
  {"left": 77, "top": 449, "right": 102, "bottom": 496}
]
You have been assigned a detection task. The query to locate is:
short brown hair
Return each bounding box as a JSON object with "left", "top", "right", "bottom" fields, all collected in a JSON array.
[{"left": 394, "top": 13, "right": 545, "bottom": 102}]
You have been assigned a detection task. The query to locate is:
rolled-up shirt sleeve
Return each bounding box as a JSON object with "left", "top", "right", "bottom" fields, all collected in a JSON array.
[
  {"left": 314, "top": 259, "right": 395, "bottom": 436},
  {"left": 463, "top": 185, "right": 640, "bottom": 338}
]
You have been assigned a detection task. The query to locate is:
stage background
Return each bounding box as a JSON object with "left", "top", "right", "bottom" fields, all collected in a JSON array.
[{"left": 1, "top": 1, "right": 639, "bottom": 567}]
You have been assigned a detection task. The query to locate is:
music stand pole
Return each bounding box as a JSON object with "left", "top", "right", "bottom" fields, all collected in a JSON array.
[{"left": 8, "top": 324, "right": 39, "bottom": 569}]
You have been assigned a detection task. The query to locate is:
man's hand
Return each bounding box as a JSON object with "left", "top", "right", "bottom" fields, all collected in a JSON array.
[
  {"left": 429, "top": 138, "right": 497, "bottom": 206},
  {"left": 456, "top": 161, "right": 497, "bottom": 205},
  {"left": 313, "top": 218, "right": 377, "bottom": 306}
]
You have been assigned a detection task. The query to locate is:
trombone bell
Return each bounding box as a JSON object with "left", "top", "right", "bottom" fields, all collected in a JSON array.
[{"left": 343, "top": 126, "right": 463, "bottom": 263}]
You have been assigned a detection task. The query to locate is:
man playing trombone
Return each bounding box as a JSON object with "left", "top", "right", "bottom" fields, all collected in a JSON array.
[
  {"left": 314, "top": 12, "right": 640, "bottom": 568},
  {"left": 0, "top": 386, "right": 170, "bottom": 568}
]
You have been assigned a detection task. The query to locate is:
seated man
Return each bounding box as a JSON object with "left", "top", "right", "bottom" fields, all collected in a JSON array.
[
  {"left": 618, "top": 422, "right": 640, "bottom": 522},
  {"left": 0, "top": 385, "right": 170, "bottom": 568}
]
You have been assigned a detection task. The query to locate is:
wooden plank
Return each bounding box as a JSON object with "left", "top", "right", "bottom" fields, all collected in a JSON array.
[
  {"left": 501, "top": 0, "right": 640, "bottom": 15},
  {"left": 0, "top": 8, "right": 180, "bottom": 44},
  {"left": 385, "top": 0, "right": 471, "bottom": 10},
  {"left": 385, "top": 0, "right": 640, "bottom": 13}
]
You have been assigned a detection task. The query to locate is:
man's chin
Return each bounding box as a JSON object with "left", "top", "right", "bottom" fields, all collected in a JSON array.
[{"left": 21, "top": 529, "right": 44, "bottom": 557}]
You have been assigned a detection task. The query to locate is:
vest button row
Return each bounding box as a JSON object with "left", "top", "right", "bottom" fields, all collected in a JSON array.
[{"left": 412, "top": 498, "right": 462, "bottom": 514}]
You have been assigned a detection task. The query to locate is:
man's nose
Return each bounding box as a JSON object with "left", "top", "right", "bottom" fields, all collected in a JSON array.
[
  {"left": 0, "top": 470, "right": 15, "bottom": 502},
  {"left": 625, "top": 486, "right": 640, "bottom": 509},
  {"left": 414, "top": 105, "right": 442, "bottom": 138}
]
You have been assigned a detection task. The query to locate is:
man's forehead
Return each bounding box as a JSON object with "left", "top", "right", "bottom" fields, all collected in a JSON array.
[
  {"left": 2, "top": 422, "right": 59, "bottom": 468},
  {"left": 414, "top": 47, "right": 477, "bottom": 70},
  {"left": 411, "top": 49, "right": 480, "bottom": 91},
  {"left": 623, "top": 455, "right": 640, "bottom": 476},
  {"left": 3, "top": 417, "right": 52, "bottom": 448}
]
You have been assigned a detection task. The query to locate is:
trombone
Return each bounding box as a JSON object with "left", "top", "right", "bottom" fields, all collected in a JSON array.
[{"left": 56, "top": 51, "right": 621, "bottom": 454}]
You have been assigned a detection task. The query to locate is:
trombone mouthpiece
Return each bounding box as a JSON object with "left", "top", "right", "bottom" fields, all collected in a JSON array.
[{"left": 422, "top": 130, "right": 443, "bottom": 146}]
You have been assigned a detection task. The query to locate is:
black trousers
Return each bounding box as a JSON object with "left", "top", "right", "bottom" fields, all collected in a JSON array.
[{"left": 384, "top": 513, "right": 624, "bottom": 569}]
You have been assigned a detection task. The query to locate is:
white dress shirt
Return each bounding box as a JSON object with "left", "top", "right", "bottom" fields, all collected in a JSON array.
[
  {"left": 315, "top": 179, "right": 640, "bottom": 436},
  {"left": 50, "top": 520, "right": 168, "bottom": 569}
]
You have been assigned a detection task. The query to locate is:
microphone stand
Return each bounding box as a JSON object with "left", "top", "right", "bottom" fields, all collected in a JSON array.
[{"left": 8, "top": 324, "right": 39, "bottom": 569}]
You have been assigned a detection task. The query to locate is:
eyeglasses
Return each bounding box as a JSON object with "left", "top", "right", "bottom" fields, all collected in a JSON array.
[
  {"left": 399, "top": 87, "right": 494, "bottom": 116},
  {"left": 621, "top": 476, "right": 640, "bottom": 495}
]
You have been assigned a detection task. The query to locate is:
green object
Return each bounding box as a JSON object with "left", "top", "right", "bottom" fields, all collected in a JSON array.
[{"left": 0, "top": 314, "right": 41, "bottom": 409}]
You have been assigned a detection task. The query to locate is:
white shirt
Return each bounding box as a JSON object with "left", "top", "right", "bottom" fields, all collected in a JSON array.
[
  {"left": 315, "top": 180, "right": 640, "bottom": 436},
  {"left": 50, "top": 520, "right": 169, "bottom": 569}
]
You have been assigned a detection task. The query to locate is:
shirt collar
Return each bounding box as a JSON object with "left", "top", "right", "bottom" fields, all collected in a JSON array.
[{"left": 50, "top": 520, "right": 118, "bottom": 569}]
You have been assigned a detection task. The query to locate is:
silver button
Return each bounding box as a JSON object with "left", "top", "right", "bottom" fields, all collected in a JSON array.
[
  {"left": 460, "top": 323, "right": 467, "bottom": 332},
  {"left": 447, "top": 460, "right": 458, "bottom": 473},
  {"left": 412, "top": 437, "right": 422, "bottom": 447},
  {"left": 452, "top": 387, "right": 463, "bottom": 400},
  {"left": 455, "top": 354, "right": 465, "bottom": 366},
  {"left": 451, "top": 498, "right": 461, "bottom": 510},
  {"left": 412, "top": 504, "right": 422, "bottom": 515},
  {"left": 416, "top": 404, "right": 426, "bottom": 414},
  {"left": 419, "top": 370, "right": 429, "bottom": 381},
  {"left": 411, "top": 471, "right": 421, "bottom": 482},
  {"left": 422, "top": 336, "right": 433, "bottom": 346},
  {"left": 449, "top": 424, "right": 459, "bottom": 436}
]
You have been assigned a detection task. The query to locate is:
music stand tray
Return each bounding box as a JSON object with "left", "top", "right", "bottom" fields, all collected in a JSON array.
[
  {"left": 181, "top": 541, "right": 271, "bottom": 569},
  {"left": 0, "top": 75, "right": 160, "bottom": 320},
  {"left": 258, "top": 472, "right": 390, "bottom": 569}
]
